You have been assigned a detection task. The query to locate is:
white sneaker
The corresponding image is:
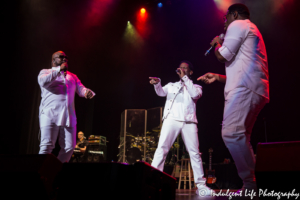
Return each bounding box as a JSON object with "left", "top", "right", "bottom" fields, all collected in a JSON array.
[{"left": 196, "top": 184, "right": 215, "bottom": 196}]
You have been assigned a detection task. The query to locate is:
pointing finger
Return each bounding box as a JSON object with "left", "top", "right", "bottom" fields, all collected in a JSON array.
[{"left": 197, "top": 76, "right": 205, "bottom": 81}]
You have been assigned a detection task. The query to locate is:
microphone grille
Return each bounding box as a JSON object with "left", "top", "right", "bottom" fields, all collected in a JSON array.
[{"left": 220, "top": 33, "right": 225, "bottom": 40}]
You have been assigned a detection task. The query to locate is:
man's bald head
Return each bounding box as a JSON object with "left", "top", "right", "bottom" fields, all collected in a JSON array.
[
  {"left": 52, "top": 51, "right": 68, "bottom": 67},
  {"left": 52, "top": 51, "right": 65, "bottom": 59}
]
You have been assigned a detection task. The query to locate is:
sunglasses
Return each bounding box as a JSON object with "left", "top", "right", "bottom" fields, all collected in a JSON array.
[{"left": 54, "top": 55, "right": 68, "bottom": 60}]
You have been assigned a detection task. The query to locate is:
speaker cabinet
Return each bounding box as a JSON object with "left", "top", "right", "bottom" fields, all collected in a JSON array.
[
  {"left": 56, "top": 161, "right": 176, "bottom": 200},
  {"left": 86, "top": 144, "right": 107, "bottom": 162},
  {"left": 255, "top": 141, "right": 300, "bottom": 199},
  {"left": 0, "top": 154, "right": 62, "bottom": 199}
]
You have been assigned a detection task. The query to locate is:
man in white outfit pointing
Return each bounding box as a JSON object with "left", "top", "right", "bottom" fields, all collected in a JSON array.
[{"left": 149, "top": 61, "right": 214, "bottom": 196}]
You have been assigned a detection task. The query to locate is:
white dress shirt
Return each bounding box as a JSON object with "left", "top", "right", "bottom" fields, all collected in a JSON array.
[
  {"left": 154, "top": 75, "right": 202, "bottom": 123},
  {"left": 218, "top": 19, "right": 269, "bottom": 101},
  {"left": 38, "top": 66, "right": 95, "bottom": 127}
]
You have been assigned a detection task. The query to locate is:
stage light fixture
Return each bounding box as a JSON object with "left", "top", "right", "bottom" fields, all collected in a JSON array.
[
  {"left": 158, "top": 3, "right": 163, "bottom": 7},
  {"left": 140, "top": 8, "right": 146, "bottom": 14}
]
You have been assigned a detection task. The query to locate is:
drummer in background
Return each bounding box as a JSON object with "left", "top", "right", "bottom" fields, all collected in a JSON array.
[{"left": 75, "top": 131, "right": 88, "bottom": 153}]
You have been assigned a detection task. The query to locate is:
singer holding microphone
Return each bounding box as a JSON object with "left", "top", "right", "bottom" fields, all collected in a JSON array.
[
  {"left": 198, "top": 3, "right": 269, "bottom": 195},
  {"left": 38, "top": 51, "right": 95, "bottom": 163},
  {"left": 149, "top": 61, "right": 214, "bottom": 196}
]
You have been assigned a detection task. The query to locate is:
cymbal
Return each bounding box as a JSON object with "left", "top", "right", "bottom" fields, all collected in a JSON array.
[
  {"left": 152, "top": 129, "right": 161, "bottom": 132},
  {"left": 126, "top": 133, "right": 135, "bottom": 137},
  {"left": 152, "top": 126, "right": 161, "bottom": 132},
  {"left": 135, "top": 136, "right": 143, "bottom": 140},
  {"left": 173, "top": 142, "right": 180, "bottom": 149},
  {"left": 147, "top": 148, "right": 157, "bottom": 152}
]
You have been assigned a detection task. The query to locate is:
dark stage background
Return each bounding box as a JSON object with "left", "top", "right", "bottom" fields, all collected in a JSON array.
[{"left": 3, "top": 0, "right": 300, "bottom": 163}]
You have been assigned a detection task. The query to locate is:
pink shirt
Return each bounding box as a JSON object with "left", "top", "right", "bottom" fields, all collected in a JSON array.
[
  {"left": 218, "top": 19, "right": 269, "bottom": 101},
  {"left": 38, "top": 66, "right": 95, "bottom": 127}
]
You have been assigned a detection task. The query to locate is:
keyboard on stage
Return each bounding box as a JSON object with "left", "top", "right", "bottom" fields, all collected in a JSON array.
[
  {"left": 73, "top": 149, "right": 81, "bottom": 153},
  {"left": 88, "top": 150, "right": 103, "bottom": 155}
]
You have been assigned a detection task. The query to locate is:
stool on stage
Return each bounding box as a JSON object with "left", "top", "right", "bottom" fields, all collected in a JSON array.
[{"left": 172, "top": 158, "right": 194, "bottom": 189}]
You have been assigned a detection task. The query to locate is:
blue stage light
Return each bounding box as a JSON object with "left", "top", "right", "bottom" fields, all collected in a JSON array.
[{"left": 158, "top": 2, "right": 163, "bottom": 8}]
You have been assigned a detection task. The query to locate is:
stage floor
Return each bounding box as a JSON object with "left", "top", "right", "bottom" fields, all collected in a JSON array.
[{"left": 176, "top": 189, "right": 237, "bottom": 200}]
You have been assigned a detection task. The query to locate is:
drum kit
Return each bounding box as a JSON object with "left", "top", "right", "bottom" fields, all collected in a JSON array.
[
  {"left": 125, "top": 126, "right": 160, "bottom": 164},
  {"left": 124, "top": 126, "right": 182, "bottom": 165}
]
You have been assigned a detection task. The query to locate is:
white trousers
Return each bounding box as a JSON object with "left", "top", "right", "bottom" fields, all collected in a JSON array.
[
  {"left": 151, "top": 118, "right": 206, "bottom": 185},
  {"left": 39, "top": 124, "right": 76, "bottom": 163},
  {"left": 222, "top": 87, "right": 267, "bottom": 189}
]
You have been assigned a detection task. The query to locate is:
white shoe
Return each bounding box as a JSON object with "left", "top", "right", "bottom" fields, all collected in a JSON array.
[{"left": 196, "top": 184, "right": 215, "bottom": 196}]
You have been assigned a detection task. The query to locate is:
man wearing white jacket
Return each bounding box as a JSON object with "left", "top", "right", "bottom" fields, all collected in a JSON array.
[
  {"left": 38, "top": 51, "right": 95, "bottom": 163},
  {"left": 149, "top": 61, "right": 213, "bottom": 196}
]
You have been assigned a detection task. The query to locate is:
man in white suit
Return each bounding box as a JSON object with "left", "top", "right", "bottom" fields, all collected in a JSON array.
[
  {"left": 38, "top": 51, "right": 95, "bottom": 163},
  {"left": 149, "top": 61, "right": 214, "bottom": 196}
]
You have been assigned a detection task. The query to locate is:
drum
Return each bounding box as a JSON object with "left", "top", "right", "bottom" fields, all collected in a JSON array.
[
  {"left": 126, "top": 147, "right": 142, "bottom": 164},
  {"left": 147, "top": 136, "right": 157, "bottom": 148}
]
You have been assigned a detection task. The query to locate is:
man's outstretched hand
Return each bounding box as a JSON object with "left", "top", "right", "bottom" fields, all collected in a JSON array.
[
  {"left": 85, "top": 89, "right": 94, "bottom": 99},
  {"left": 197, "top": 73, "right": 217, "bottom": 84},
  {"left": 149, "top": 77, "right": 160, "bottom": 85}
]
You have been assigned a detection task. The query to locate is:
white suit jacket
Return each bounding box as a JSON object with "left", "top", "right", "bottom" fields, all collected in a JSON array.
[
  {"left": 154, "top": 75, "right": 202, "bottom": 123},
  {"left": 38, "top": 66, "right": 95, "bottom": 127}
]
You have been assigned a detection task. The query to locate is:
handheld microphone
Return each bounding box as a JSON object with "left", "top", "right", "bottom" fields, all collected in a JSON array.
[
  {"left": 176, "top": 69, "right": 181, "bottom": 74},
  {"left": 62, "top": 62, "right": 68, "bottom": 77},
  {"left": 64, "top": 69, "right": 67, "bottom": 77},
  {"left": 204, "top": 33, "right": 225, "bottom": 56}
]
